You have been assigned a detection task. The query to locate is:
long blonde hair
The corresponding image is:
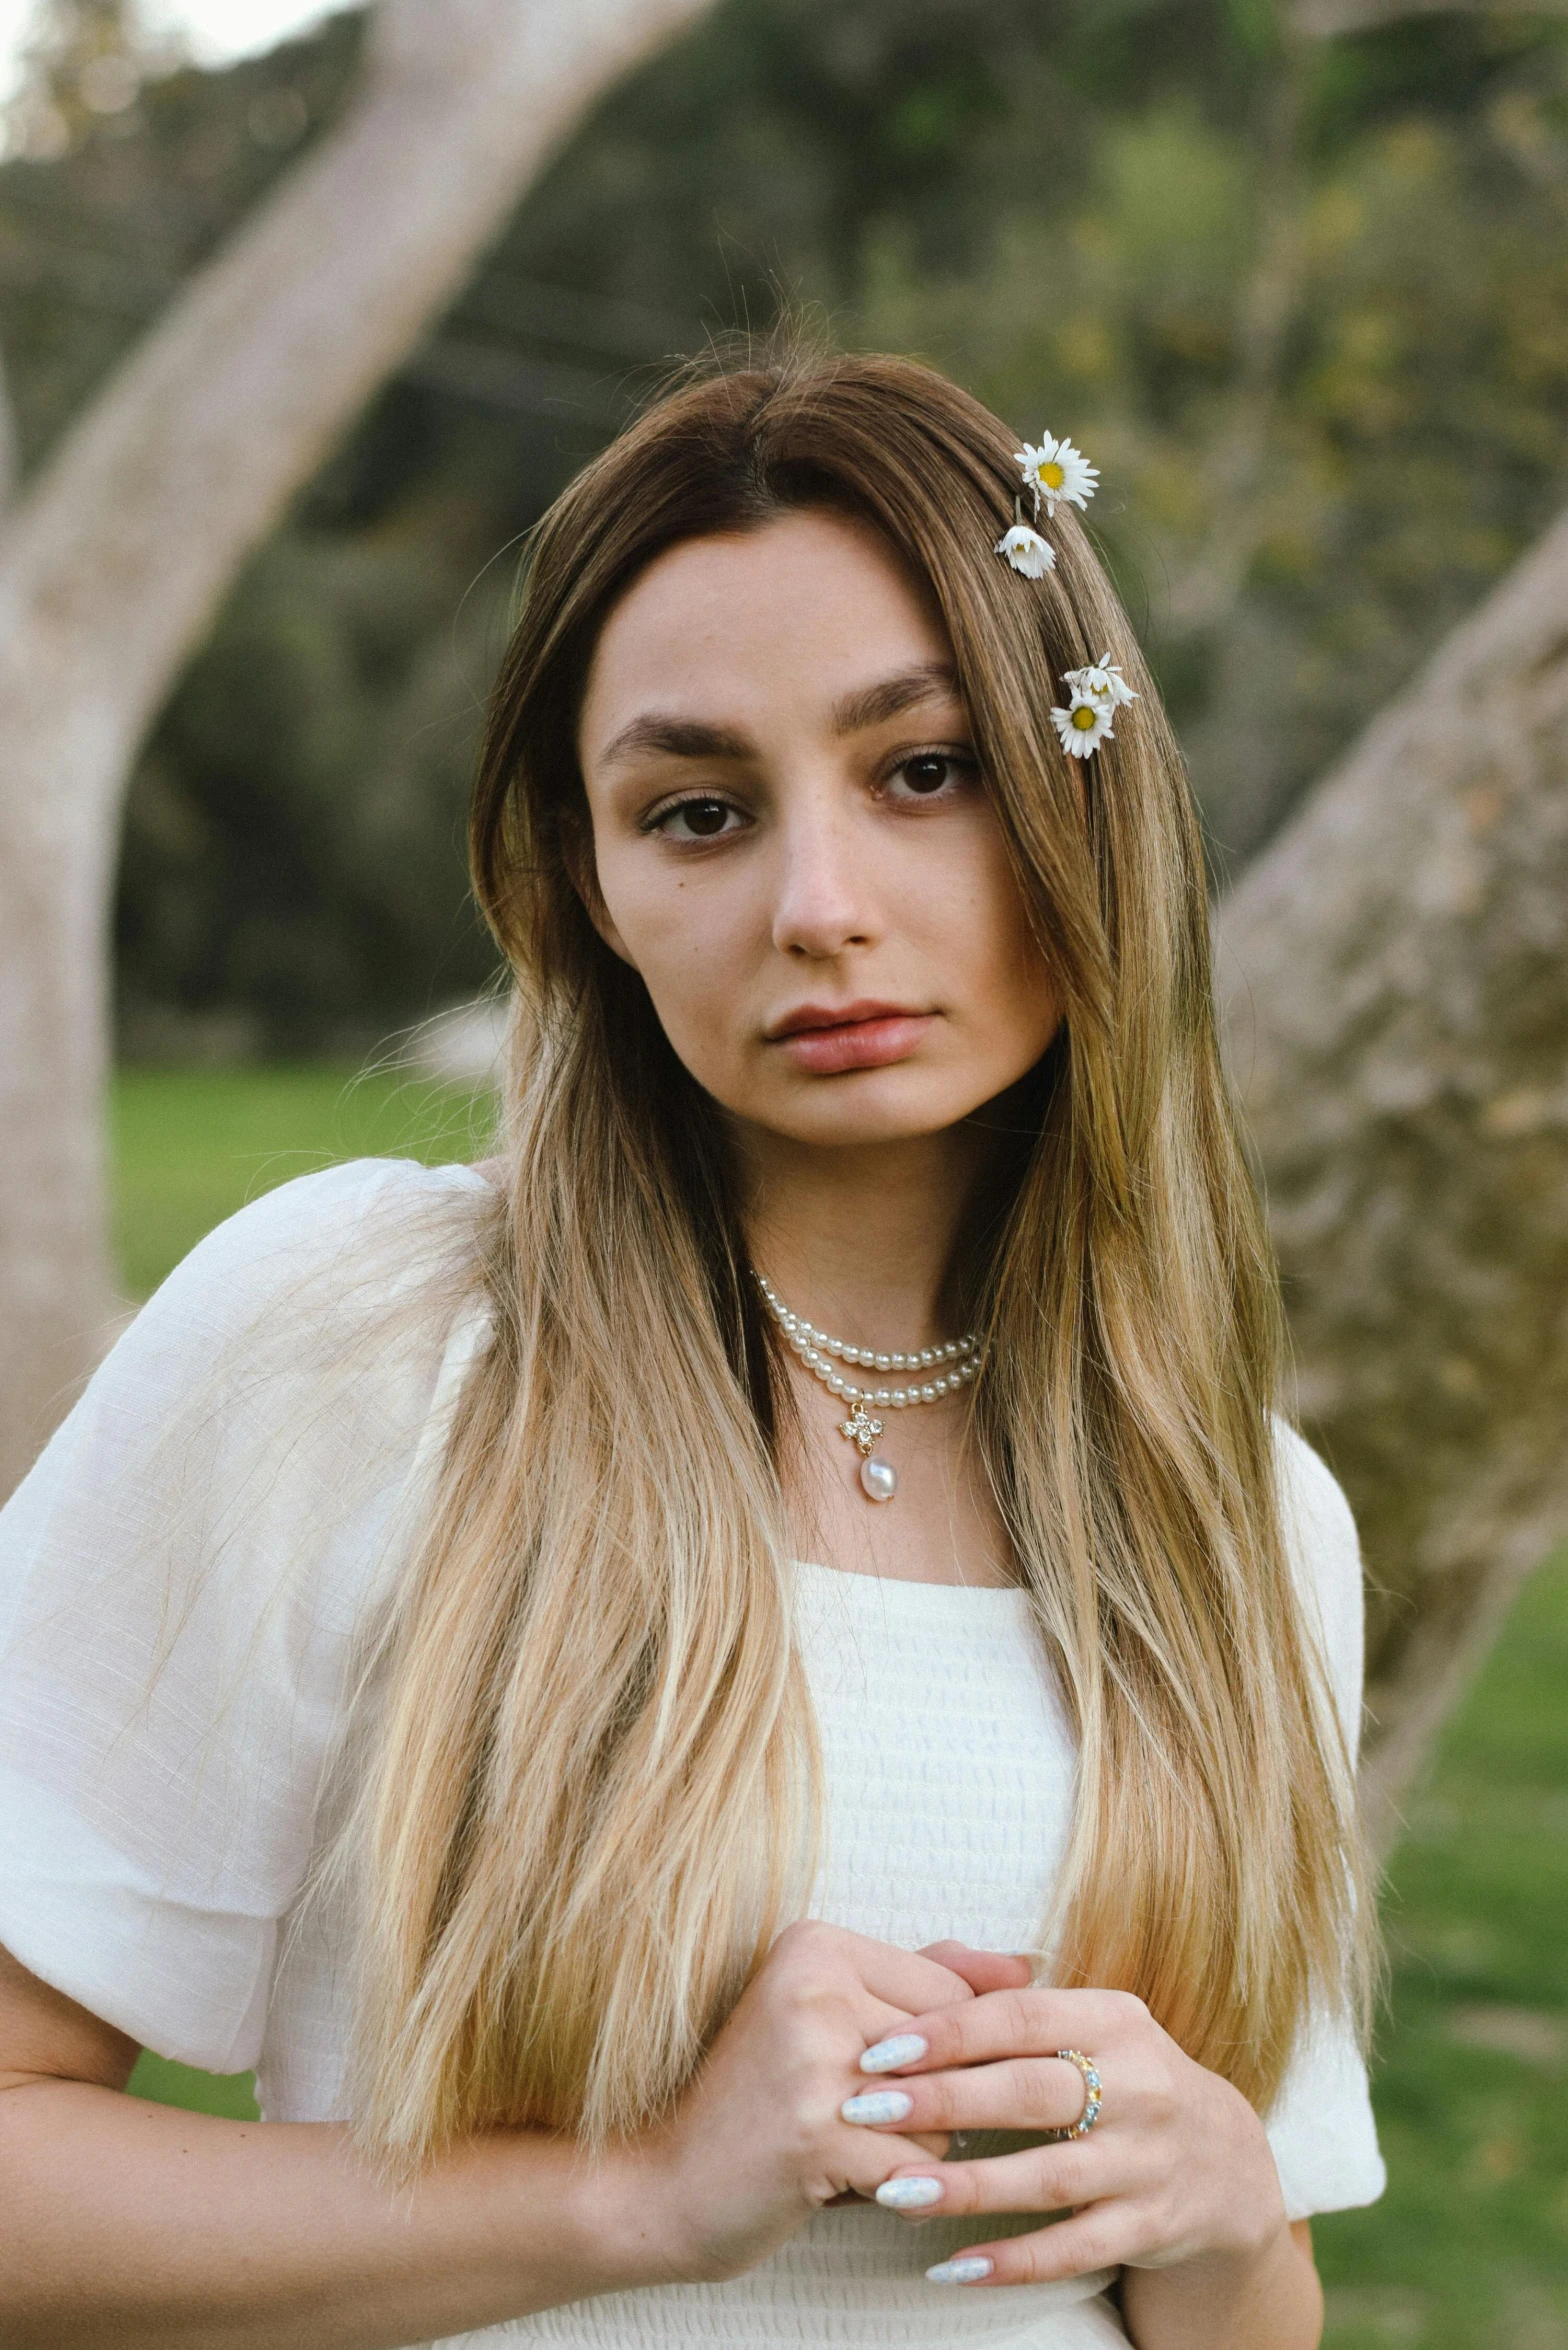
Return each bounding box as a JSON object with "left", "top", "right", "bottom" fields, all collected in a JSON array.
[{"left": 349, "top": 347, "right": 1371, "bottom": 2169}]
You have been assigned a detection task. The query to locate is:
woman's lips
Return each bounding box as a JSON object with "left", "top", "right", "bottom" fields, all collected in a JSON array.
[{"left": 771, "top": 1011, "right": 934, "bottom": 1075}]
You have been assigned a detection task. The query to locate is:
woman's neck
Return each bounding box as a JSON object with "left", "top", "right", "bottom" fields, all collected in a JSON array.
[{"left": 735, "top": 1123, "right": 991, "bottom": 1355}]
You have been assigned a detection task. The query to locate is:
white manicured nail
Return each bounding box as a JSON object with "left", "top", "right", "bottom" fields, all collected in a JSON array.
[
  {"left": 926, "top": 2255, "right": 994, "bottom": 2285},
  {"left": 840, "top": 2089, "right": 913, "bottom": 2125},
  {"left": 876, "top": 2176, "right": 945, "bottom": 2210},
  {"left": 860, "top": 2032, "right": 928, "bottom": 2074}
]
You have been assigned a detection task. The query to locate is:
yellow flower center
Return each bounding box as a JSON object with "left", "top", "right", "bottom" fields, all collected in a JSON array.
[
  {"left": 1072, "top": 706, "right": 1097, "bottom": 731},
  {"left": 1039, "top": 461, "right": 1065, "bottom": 489}
]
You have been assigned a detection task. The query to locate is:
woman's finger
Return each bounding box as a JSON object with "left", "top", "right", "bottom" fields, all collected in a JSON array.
[
  {"left": 858, "top": 1985, "right": 1147, "bottom": 2077},
  {"left": 870, "top": 2135, "right": 1132, "bottom": 2224},
  {"left": 774, "top": 1921, "right": 976, "bottom": 2021},
  {"left": 824, "top": 2126, "right": 951, "bottom": 2205},
  {"left": 922, "top": 2206, "right": 1131, "bottom": 2290},
  {"left": 843, "top": 2052, "right": 1098, "bottom": 2138},
  {"left": 831, "top": 2129, "right": 952, "bottom": 2206},
  {"left": 916, "top": 1942, "right": 1035, "bottom": 1998}
]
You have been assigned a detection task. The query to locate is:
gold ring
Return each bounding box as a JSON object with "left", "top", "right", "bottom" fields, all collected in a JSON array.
[{"left": 1047, "top": 2047, "right": 1102, "bottom": 2140}]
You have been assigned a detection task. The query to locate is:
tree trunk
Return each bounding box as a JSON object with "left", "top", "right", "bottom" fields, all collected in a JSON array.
[
  {"left": 0, "top": 0, "right": 718, "bottom": 1495},
  {"left": 1215, "top": 498, "right": 1568, "bottom": 1852}
]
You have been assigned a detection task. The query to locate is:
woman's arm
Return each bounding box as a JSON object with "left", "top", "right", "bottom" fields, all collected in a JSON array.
[
  {"left": 0, "top": 1948, "right": 665, "bottom": 2350},
  {"left": 0, "top": 1927, "right": 980, "bottom": 2350}
]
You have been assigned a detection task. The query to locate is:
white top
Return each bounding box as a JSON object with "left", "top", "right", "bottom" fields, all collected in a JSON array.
[{"left": 0, "top": 1158, "right": 1383, "bottom": 2350}]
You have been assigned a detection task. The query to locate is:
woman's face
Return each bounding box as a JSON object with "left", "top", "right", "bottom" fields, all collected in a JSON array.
[{"left": 576, "top": 508, "right": 1061, "bottom": 1151}]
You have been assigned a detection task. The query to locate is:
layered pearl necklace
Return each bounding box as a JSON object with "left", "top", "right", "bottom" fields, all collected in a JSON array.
[{"left": 754, "top": 1271, "right": 981, "bottom": 1504}]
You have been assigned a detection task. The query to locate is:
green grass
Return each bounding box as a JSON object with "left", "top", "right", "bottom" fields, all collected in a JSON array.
[
  {"left": 112, "top": 1060, "right": 497, "bottom": 1302},
  {"left": 1315, "top": 1552, "right": 1568, "bottom": 2349},
  {"left": 112, "top": 1066, "right": 1568, "bottom": 2342}
]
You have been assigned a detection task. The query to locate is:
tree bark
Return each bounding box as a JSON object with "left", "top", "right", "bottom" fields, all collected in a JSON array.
[
  {"left": 0, "top": 0, "right": 718, "bottom": 1494},
  {"left": 1215, "top": 498, "right": 1568, "bottom": 1853}
]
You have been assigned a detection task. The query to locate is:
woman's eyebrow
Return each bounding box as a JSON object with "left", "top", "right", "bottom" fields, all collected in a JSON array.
[
  {"left": 830, "top": 662, "right": 960, "bottom": 736},
  {"left": 596, "top": 715, "right": 756, "bottom": 768}
]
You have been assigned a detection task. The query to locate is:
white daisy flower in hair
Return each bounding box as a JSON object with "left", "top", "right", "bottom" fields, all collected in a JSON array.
[
  {"left": 1066, "top": 651, "right": 1137, "bottom": 710},
  {"left": 1051, "top": 694, "right": 1115, "bottom": 758},
  {"left": 995, "top": 523, "right": 1056, "bottom": 578},
  {"left": 1016, "top": 432, "right": 1099, "bottom": 517}
]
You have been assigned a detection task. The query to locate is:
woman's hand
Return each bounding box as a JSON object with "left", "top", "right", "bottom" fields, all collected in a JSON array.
[
  {"left": 837, "top": 1980, "right": 1313, "bottom": 2338},
  {"left": 629, "top": 1921, "right": 983, "bottom": 2284}
]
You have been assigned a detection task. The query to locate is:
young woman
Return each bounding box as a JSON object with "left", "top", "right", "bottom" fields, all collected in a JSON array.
[{"left": 0, "top": 350, "right": 1382, "bottom": 2350}]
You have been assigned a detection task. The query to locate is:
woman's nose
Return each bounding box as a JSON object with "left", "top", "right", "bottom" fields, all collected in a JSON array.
[{"left": 769, "top": 804, "right": 880, "bottom": 960}]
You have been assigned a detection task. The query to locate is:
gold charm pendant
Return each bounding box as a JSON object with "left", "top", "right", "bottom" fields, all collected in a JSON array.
[{"left": 838, "top": 1401, "right": 897, "bottom": 1503}]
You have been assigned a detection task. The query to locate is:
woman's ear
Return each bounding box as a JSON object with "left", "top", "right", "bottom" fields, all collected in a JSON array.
[{"left": 560, "top": 809, "right": 637, "bottom": 969}]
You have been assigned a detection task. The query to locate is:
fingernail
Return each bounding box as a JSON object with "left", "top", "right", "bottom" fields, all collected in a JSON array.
[
  {"left": 841, "top": 2089, "right": 913, "bottom": 2124},
  {"left": 876, "top": 2176, "right": 945, "bottom": 2210},
  {"left": 926, "top": 2255, "right": 994, "bottom": 2284},
  {"left": 860, "top": 2032, "right": 928, "bottom": 2074}
]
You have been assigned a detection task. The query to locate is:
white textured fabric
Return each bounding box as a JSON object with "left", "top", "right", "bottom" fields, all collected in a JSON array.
[{"left": 0, "top": 1157, "right": 1384, "bottom": 2349}]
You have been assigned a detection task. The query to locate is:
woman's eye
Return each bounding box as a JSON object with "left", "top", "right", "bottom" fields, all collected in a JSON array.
[
  {"left": 651, "top": 796, "right": 744, "bottom": 841},
  {"left": 887, "top": 751, "right": 975, "bottom": 800}
]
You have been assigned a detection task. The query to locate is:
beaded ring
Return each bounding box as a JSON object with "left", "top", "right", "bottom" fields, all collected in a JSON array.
[{"left": 1048, "top": 2047, "right": 1104, "bottom": 2140}]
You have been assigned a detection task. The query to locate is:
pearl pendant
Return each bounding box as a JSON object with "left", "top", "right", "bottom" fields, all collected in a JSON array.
[{"left": 859, "top": 1454, "right": 897, "bottom": 1504}]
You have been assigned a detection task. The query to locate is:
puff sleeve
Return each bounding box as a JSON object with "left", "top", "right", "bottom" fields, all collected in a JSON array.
[
  {"left": 1261, "top": 1425, "right": 1387, "bottom": 2220},
  {"left": 0, "top": 1157, "right": 486, "bottom": 2073}
]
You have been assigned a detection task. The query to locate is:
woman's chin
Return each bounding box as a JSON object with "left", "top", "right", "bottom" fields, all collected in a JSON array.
[{"left": 733, "top": 1071, "right": 1002, "bottom": 1152}]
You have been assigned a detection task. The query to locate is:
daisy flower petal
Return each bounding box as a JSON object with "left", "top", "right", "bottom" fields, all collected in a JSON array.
[
  {"left": 1050, "top": 696, "right": 1115, "bottom": 758},
  {"left": 1016, "top": 432, "right": 1100, "bottom": 517},
  {"left": 1064, "top": 653, "right": 1138, "bottom": 711},
  {"left": 995, "top": 524, "right": 1056, "bottom": 578},
  {"left": 1091, "top": 650, "right": 1138, "bottom": 706}
]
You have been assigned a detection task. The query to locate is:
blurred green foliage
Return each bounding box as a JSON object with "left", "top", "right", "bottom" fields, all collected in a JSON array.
[{"left": 4, "top": 0, "right": 1566, "bottom": 1047}]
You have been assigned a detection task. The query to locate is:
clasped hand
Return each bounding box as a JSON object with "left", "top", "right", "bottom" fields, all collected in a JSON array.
[{"left": 642, "top": 1921, "right": 1290, "bottom": 2297}]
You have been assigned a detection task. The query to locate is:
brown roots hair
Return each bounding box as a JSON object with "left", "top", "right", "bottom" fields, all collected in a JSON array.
[{"left": 347, "top": 345, "right": 1373, "bottom": 2170}]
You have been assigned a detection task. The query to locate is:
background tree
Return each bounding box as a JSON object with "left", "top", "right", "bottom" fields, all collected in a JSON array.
[
  {"left": 1216, "top": 502, "right": 1568, "bottom": 1852},
  {"left": 0, "top": 0, "right": 721, "bottom": 1494}
]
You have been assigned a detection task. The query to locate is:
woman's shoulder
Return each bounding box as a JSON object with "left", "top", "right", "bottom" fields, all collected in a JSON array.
[
  {"left": 141, "top": 1154, "right": 495, "bottom": 1330},
  {"left": 12, "top": 1157, "right": 497, "bottom": 1570},
  {"left": 100, "top": 1155, "right": 492, "bottom": 1395}
]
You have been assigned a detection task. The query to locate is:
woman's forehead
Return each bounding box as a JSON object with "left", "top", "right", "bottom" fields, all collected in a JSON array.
[{"left": 578, "top": 511, "right": 958, "bottom": 757}]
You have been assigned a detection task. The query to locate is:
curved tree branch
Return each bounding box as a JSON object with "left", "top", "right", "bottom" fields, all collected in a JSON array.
[
  {"left": 0, "top": 0, "right": 720, "bottom": 1492},
  {"left": 1292, "top": 0, "right": 1568, "bottom": 38}
]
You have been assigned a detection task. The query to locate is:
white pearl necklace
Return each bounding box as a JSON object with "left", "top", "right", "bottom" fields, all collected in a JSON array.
[{"left": 754, "top": 1272, "right": 980, "bottom": 1504}]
